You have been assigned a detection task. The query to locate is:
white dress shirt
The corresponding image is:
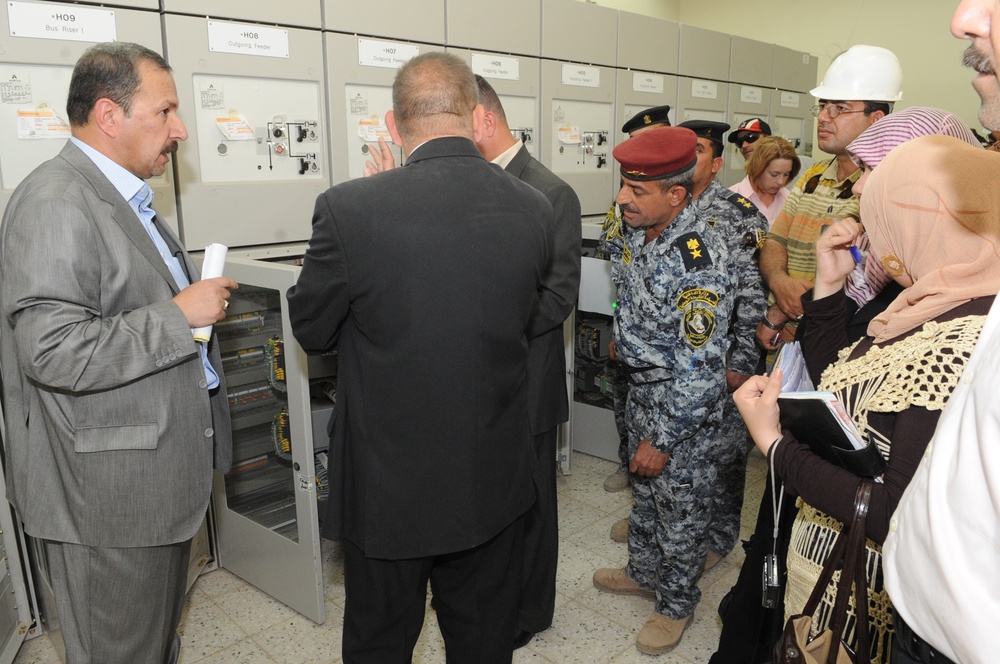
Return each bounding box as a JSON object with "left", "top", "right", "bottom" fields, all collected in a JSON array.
[{"left": 883, "top": 293, "right": 1000, "bottom": 664}]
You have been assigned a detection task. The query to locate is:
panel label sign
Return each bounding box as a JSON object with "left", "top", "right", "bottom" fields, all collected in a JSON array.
[
  {"left": 208, "top": 21, "right": 289, "bottom": 59},
  {"left": 7, "top": 1, "right": 116, "bottom": 43},
  {"left": 781, "top": 91, "right": 801, "bottom": 108},
  {"left": 472, "top": 53, "right": 520, "bottom": 81},
  {"left": 632, "top": 73, "right": 664, "bottom": 94},
  {"left": 690, "top": 80, "right": 719, "bottom": 100},
  {"left": 358, "top": 39, "right": 419, "bottom": 69},
  {"left": 562, "top": 64, "right": 600, "bottom": 88},
  {"left": 740, "top": 86, "right": 763, "bottom": 104}
]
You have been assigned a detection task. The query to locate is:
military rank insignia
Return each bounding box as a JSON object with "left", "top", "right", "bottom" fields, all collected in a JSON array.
[
  {"left": 675, "top": 232, "right": 713, "bottom": 271},
  {"left": 677, "top": 288, "right": 720, "bottom": 348},
  {"left": 602, "top": 204, "right": 631, "bottom": 265}
]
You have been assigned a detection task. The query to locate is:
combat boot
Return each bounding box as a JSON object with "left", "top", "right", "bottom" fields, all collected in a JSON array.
[
  {"left": 610, "top": 517, "right": 628, "bottom": 543},
  {"left": 603, "top": 467, "right": 630, "bottom": 492},
  {"left": 592, "top": 568, "right": 655, "bottom": 600},
  {"left": 636, "top": 611, "right": 691, "bottom": 654}
]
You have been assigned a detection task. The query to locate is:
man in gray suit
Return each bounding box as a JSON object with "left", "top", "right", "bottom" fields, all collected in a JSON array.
[
  {"left": 0, "top": 43, "right": 235, "bottom": 663},
  {"left": 474, "top": 74, "right": 581, "bottom": 649}
]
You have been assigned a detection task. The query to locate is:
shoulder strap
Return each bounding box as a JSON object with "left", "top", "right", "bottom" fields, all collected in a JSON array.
[{"left": 800, "top": 480, "right": 873, "bottom": 664}]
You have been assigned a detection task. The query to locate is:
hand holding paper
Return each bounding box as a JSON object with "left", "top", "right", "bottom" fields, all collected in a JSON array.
[{"left": 193, "top": 243, "right": 229, "bottom": 342}]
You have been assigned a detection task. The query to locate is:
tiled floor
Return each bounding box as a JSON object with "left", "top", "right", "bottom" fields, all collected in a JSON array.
[{"left": 13, "top": 449, "right": 767, "bottom": 664}]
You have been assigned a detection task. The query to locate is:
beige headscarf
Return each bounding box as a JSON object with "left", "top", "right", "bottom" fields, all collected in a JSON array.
[{"left": 861, "top": 134, "right": 1000, "bottom": 342}]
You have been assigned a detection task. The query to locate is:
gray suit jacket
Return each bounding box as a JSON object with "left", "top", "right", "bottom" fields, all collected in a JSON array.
[
  {"left": 506, "top": 145, "right": 581, "bottom": 435},
  {"left": 0, "top": 141, "right": 231, "bottom": 548}
]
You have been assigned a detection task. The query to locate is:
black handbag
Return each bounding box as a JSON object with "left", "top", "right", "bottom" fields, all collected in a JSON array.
[{"left": 774, "top": 480, "right": 873, "bottom": 664}]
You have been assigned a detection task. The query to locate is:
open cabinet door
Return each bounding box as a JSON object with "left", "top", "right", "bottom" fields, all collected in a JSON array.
[{"left": 208, "top": 254, "right": 333, "bottom": 624}]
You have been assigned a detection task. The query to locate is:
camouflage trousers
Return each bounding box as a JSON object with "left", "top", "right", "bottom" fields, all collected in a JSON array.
[
  {"left": 624, "top": 387, "right": 721, "bottom": 619},
  {"left": 611, "top": 361, "right": 630, "bottom": 470},
  {"left": 704, "top": 397, "right": 749, "bottom": 557}
]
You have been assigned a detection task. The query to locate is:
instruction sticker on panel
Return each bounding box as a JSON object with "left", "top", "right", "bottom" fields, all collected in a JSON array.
[
  {"left": 215, "top": 114, "right": 256, "bottom": 141},
  {"left": 200, "top": 82, "right": 225, "bottom": 110},
  {"left": 0, "top": 73, "right": 32, "bottom": 104},
  {"left": 357, "top": 116, "right": 390, "bottom": 142},
  {"left": 17, "top": 106, "right": 70, "bottom": 139},
  {"left": 557, "top": 126, "right": 582, "bottom": 145}
]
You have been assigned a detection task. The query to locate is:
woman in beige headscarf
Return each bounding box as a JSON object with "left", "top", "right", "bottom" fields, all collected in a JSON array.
[{"left": 734, "top": 134, "right": 1000, "bottom": 663}]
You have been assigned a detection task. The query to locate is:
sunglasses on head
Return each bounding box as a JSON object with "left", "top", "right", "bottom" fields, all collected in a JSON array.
[{"left": 735, "top": 132, "right": 761, "bottom": 148}]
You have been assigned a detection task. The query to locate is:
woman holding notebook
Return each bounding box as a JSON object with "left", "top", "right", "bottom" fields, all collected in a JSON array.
[{"left": 734, "top": 134, "right": 1000, "bottom": 663}]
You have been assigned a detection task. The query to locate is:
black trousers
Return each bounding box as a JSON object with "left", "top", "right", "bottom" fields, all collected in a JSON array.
[
  {"left": 709, "top": 474, "right": 798, "bottom": 664},
  {"left": 892, "top": 611, "right": 957, "bottom": 664},
  {"left": 516, "top": 426, "right": 559, "bottom": 634},
  {"left": 342, "top": 518, "right": 524, "bottom": 664}
]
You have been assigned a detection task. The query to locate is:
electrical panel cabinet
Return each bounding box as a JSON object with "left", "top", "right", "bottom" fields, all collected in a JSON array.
[
  {"left": 208, "top": 249, "right": 332, "bottom": 625},
  {"left": 325, "top": 33, "right": 444, "bottom": 184},
  {"left": 160, "top": 0, "right": 322, "bottom": 29},
  {"left": 614, "top": 69, "right": 678, "bottom": 199},
  {"left": 541, "top": 0, "right": 617, "bottom": 68},
  {"left": 450, "top": 48, "right": 542, "bottom": 161},
  {"left": 445, "top": 0, "right": 540, "bottom": 57},
  {"left": 0, "top": 1, "right": 179, "bottom": 232},
  {"left": 323, "top": 0, "right": 445, "bottom": 45},
  {"left": 540, "top": 60, "right": 615, "bottom": 218},
  {"left": 770, "top": 90, "right": 813, "bottom": 159},
  {"left": 164, "top": 14, "right": 330, "bottom": 250}
]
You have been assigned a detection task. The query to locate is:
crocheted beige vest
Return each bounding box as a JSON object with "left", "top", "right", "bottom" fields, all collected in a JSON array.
[{"left": 784, "top": 314, "right": 985, "bottom": 664}]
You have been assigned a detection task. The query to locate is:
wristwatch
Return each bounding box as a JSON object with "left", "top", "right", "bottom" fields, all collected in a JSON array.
[{"left": 761, "top": 315, "right": 784, "bottom": 331}]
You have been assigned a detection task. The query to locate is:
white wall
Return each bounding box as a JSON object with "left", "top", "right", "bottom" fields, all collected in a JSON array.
[{"left": 582, "top": 0, "right": 985, "bottom": 143}]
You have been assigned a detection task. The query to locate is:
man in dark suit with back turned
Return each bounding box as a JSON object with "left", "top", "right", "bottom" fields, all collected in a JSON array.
[
  {"left": 0, "top": 42, "right": 236, "bottom": 663},
  {"left": 287, "top": 52, "right": 553, "bottom": 664},
  {"left": 474, "top": 74, "right": 581, "bottom": 648}
]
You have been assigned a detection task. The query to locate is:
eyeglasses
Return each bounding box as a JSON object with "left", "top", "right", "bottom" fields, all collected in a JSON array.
[
  {"left": 810, "top": 103, "right": 866, "bottom": 119},
  {"left": 735, "top": 132, "right": 761, "bottom": 148}
]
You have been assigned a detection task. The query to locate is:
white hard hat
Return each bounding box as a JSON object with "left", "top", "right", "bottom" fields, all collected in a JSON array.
[{"left": 810, "top": 45, "right": 903, "bottom": 103}]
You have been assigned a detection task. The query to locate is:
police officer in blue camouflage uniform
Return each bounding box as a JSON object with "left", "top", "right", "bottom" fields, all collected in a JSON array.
[
  {"left": 679, "top": 120, "right": 768, "bottom": 569},
  {"left": 593, "top": 126, "right": 734, "bottom": 655},
  {"left": 599, "top": 105, "right": 673, "bottom": 497}
]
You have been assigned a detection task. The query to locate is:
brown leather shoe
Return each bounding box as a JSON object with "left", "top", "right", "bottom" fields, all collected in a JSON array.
[
  {"left": 610, "top": 517, "right": 628, "bottom": 543},
  {"left": 636, "top": 611, "right": 692, "bottom": 654},
  {"left": 592, "top": 568, "right": 655, "bottom": 600}
]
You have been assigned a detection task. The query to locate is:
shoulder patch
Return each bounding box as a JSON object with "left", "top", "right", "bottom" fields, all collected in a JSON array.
[
  {"left": 675, "top": 231, "right": 714, "bottom": 271},
  {"left": 723, "top": 190, "right": 762, "bottom": 217},
  {"left": 676, "top": 288, "right": 721, "bottom": 348}
]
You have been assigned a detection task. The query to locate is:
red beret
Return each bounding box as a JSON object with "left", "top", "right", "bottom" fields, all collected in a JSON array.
[{"left": 613, "top": 126, "right": 698, "bottom": 181}]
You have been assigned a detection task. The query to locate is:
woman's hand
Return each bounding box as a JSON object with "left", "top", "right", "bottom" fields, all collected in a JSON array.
[
  {"left": 814, "top": 218, "right": 863, "bottom": 299},
  {"left": 733, "top": 369, "right": 784, "bottom": 456}
]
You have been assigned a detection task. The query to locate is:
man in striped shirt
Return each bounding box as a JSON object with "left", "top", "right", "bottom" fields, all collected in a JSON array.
[{"left": 757, "top": 46, "right": 902, "bottom": 351}]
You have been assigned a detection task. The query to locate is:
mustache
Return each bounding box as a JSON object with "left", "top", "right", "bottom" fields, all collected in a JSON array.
[
  {"left": 620, "top": 204, "right": 639, "bottom": 215},
  {"left": 162, "top": 141, "right": 179, "bottom": 156},
  {"left": 963, "top": 44, "right": 993, "bottom": 75}
]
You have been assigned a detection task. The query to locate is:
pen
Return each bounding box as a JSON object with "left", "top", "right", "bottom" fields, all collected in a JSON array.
[{"left": 849, "top": 246, "right": 863, "bottom": 264}]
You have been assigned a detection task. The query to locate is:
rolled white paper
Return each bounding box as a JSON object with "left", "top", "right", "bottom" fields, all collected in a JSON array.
[{"left": 193, "top": 243, "right": 229, "bottom": 342}]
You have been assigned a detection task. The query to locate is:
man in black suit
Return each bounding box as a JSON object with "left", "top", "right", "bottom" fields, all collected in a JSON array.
[
  {"left": 474, "top": 75, "right": 581, "bottom": 648},
  {"left": 287, "top": 52, "right": 553, "bottom": 664}
]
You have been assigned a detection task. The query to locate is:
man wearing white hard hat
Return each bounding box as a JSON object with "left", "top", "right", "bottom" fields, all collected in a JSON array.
[{"left": 756, "top": 45, "right": 902, "bottom": 352}]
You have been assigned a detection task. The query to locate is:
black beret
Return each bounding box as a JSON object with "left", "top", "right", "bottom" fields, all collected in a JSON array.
[
  {"left": 621, "top": 105, "right": 672, "bottom": 134},
  {"left": 678, "top": 120, "right": 731, "bottom": 146}
]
